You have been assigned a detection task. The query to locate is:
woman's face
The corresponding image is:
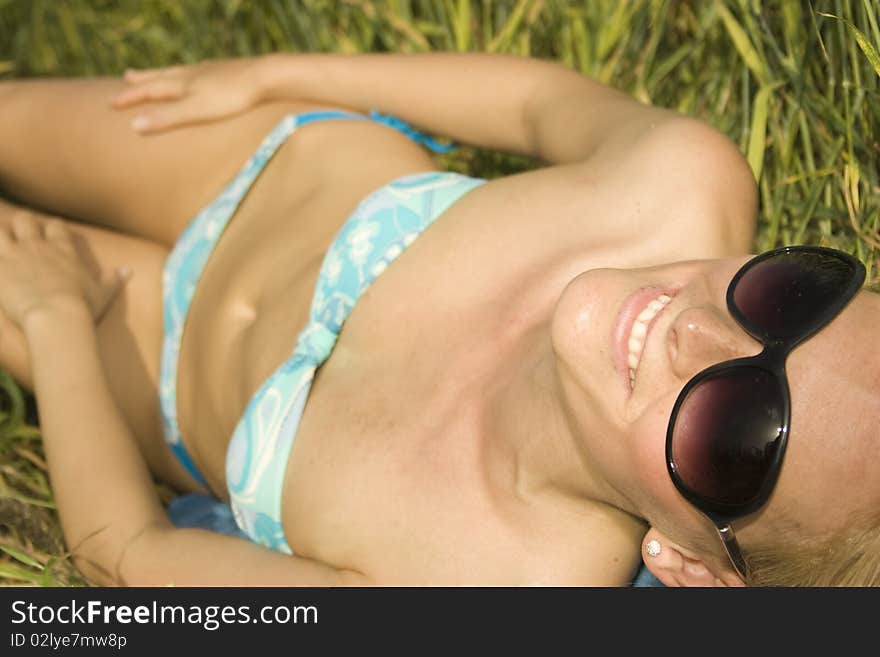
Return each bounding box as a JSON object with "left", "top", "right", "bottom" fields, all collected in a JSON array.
[{"left": 551, "top": 254, "right": 880, "bottom": 555}]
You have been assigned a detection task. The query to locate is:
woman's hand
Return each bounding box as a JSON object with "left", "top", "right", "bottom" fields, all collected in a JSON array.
[
  {"left": 0, "top": 216, "right": 130, "bottom": 329},
  {"left": 111, "top": 57, "right": 267, "bottom": 135}
]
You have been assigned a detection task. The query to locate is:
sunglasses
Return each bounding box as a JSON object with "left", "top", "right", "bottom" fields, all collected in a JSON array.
[{"left": 665, "top": 245, "right": 866, "bottom": 580}]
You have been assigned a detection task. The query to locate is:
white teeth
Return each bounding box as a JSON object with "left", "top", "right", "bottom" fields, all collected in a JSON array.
[
  {"left": 635, "top": 307, "right": 653, "bottom": 323},
  {"left": 628, "top": 333, "right": 643, "bottom": 355},
  {"left": 627, "top": 293, "right": 673, "bottom": 390},
  {"left": 630, "top": 320, "right": 647, "bottom": 339}
]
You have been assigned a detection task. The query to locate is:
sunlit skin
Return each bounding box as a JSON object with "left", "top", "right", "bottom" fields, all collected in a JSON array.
[
  {"left": 507, "top": 257, "right": 880, "bottom": 581},
  {"left": 0, "top": 53, "right": 876, "bottom": 586}
]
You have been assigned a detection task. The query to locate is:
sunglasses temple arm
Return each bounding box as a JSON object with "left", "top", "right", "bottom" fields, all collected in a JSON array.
[{"left": 716, "top": 524, "right": 749, "bottom": 582}]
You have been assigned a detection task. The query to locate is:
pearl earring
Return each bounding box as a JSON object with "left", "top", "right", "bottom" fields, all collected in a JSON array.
[{"left": 645, "top": 539, "right": 662, "bottom": 558}]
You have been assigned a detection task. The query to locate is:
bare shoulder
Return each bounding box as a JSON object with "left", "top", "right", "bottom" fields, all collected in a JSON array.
[
  {"left": 596, "top": 116, "right": 759, "bottom": 259},
  {"left": 461, "top": 115, "right": 758, "bottom": 270},
  {"left": 485, "top": 497, "right": 645, "bottom": 586}
]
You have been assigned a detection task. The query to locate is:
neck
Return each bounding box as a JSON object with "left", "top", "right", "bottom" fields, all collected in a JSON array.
[{"left": 480, "top": 309, "right": 639, "bottom": 521}]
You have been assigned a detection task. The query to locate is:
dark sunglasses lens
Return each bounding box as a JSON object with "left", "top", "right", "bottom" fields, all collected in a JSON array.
[
  {"left": 670, "top": 367, "right": 785, "bottom": 507},
  {"left": 732, "top": 250, "right": 857, "bottom": 338}
]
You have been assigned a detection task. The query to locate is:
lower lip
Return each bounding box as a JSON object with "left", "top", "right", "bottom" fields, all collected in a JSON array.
[{"left": 612, "top": 285, "right": 678, "bottom": 399}]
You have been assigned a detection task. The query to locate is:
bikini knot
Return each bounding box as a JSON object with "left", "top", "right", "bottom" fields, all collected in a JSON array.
[{"left": 296, "top": 321, "right": 339, "bottom": 364}]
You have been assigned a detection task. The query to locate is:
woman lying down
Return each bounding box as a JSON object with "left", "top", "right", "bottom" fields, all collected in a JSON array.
[{"left": 0, "top": 52, "right": 877, "bottom": 586}]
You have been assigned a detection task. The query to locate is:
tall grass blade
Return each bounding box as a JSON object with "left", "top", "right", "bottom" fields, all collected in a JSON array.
[
  {"left": 715, "top": 0, "right": 768, "bottom": 84},
  {"left": 817, "top": 12, "right": 880, "bottom": 77},
  {"left": 1, "top": 545, "right": 44, "bottom": 570},
  {"left": 746, "top": 83, "right": 780, "bottom": 183},
  {"left": 0, "top": 563, "right": 43, "bottom": 584},
  {"left": 488, "top": 0, "right": 531, "bottom": 53}
]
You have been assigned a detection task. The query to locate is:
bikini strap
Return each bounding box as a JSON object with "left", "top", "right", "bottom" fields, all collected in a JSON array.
[
  {"left": 367, "top": 111, "right": 459, "bottom": 153},
  {"left": 288, "top": 109, "right": 459, "bottom": 154}
]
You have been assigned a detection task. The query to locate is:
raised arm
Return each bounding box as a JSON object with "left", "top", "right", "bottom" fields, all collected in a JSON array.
[
  {"left": 114, "top": 51, "right": 757, "bottom": 249},
  {"left": 114, "top": 52, "right": 677, "bottom": 165},
  {"left": 258, "top": 52, "right": 675, "bottom": 163}
]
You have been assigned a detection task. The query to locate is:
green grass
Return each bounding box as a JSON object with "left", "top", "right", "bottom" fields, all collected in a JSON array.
[{"left": 0, "top": 0, "right": 878, "bottom": 585}]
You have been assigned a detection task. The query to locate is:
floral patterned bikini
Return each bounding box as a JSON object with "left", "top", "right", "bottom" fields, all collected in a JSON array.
[{"left": 159, "top": 110, "right": 486, "bottom": 553}]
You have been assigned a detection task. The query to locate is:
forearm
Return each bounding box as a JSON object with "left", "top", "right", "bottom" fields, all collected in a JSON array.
[
  {"left": 257, "top": 52, "right": 663, "bottom": 163},
  {"left": 23, "top": 302, "right": 167, "bottom": 583}
]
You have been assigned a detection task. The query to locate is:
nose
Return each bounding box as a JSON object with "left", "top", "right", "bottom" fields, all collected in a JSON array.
[{"left": 667, "top": 304, "right": 763, "bottom": 382}]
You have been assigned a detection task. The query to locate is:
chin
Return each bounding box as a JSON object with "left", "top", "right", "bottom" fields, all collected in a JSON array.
[
  {"left": 550, "top": 269, "right": 613, "bottom": 379},
  {"left": 549, "top": 271, "right": 626, "bottom": 450}
]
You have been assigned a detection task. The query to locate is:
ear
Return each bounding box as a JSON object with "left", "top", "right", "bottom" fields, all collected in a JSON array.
[{"left": 641, "top": 527, "right": 746, "bottom": 587}]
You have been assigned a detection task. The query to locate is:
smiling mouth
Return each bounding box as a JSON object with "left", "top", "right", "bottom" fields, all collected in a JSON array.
[{"left": 627, "top": 293, "right": 673, "bottom": 389}]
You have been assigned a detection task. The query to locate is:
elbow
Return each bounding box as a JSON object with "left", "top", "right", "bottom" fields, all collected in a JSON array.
[
  {"left": 669, "top": 119, "right": 759, "bottom": 244},
  {"left": 519, "top": 61, "right": 592, "bottom": 159},
  {"left": 645, "top": 118, "right": 759, "bottom": 253},
  {"left": 69, "top": 546, "right": 124, "bottom": 587},
  {"left": 68, "top": 519, "right": 173, "bottom": 586}
]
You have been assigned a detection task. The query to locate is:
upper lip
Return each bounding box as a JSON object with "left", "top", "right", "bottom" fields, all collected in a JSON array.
[{"left": 613, "top": 285, "right": 679, "bottom": 398}]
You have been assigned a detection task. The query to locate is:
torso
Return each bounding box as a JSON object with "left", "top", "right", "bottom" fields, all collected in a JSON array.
[{"left": 167, "top": 103, "right": 754, "bottom": 584}]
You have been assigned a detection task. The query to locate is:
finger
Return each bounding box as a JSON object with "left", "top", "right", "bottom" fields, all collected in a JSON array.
[
  {"left": 105, "top": 265, "right": 134, "bottom": 288},
  {"left": 0, "top": 310, "right": 30, "bottom": 389},
  {"left": 113, "top": 78, "right": 186, "bottom": 109},
  {"left": 90, "top": 266, "right": 131, "bottom": 322},
  {"left": 130, "top": 98, "right": 207, "bottom": 135},
  {"left": 107, "top": 266, "right": 134, "bottom": 295},
  {"left": 11, "top": 211, "right": 42, "bottom": 241},
  {"left": 112, "top": 78, "right": 186, "bottom": 110},
  {"left": 116, "top": 266, "right": 134, "bottom": 285},
  {"left": 43, "top": 219, "right": 76, "bottom": 253},
  {"left": 0, "top": 227, "right": 12, "bottom": 251},
  {"left": 123, "top": 65, "right": 183, "bottom": 83}
]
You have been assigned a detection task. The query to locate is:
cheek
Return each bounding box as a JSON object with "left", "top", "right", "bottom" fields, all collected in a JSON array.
[
  {"left": 630, "top": 401, "right": 720, "bottom": 541},
  {"left": 630, "top": 407, "right": 669, "bottom": 488},
  {"left": 550, "top": 271, "right": 607, "bottom": 367},
  {"left": 628, "top": 400, "right": 689, "bottom": 521}
]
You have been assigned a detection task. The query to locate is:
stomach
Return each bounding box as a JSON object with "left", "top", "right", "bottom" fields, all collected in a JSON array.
[{"left": 170, "top": 105, "right": 441, "bottom": 495}]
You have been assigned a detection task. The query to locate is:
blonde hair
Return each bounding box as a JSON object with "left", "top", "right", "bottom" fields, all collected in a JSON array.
[
  {"left": 678, "top": 281, "right": 880, "bottom": 586},
  {"left": 742, "top": 509, "right": 880, "bottom": 586},
  {"left": 742, "top": 282, "right": 879, "bottom": 586}
]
